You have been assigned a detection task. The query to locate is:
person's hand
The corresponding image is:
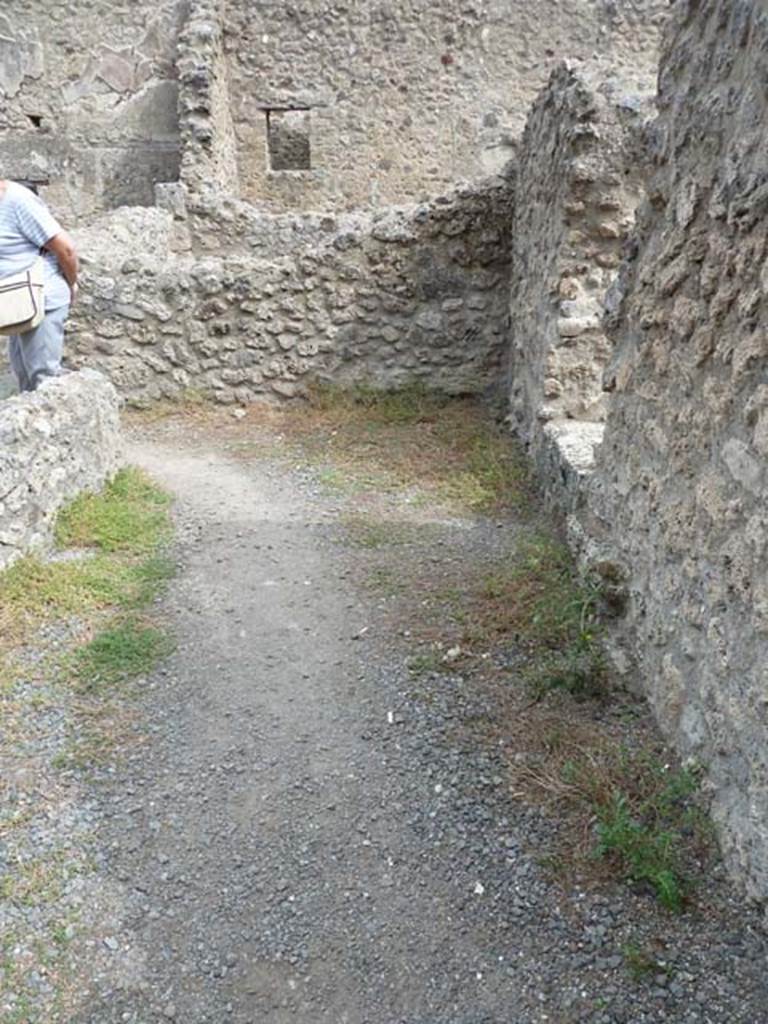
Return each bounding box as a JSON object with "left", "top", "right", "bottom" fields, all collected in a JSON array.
[{"left": 70, "top": 282, "right": 79, "bottom": 306}]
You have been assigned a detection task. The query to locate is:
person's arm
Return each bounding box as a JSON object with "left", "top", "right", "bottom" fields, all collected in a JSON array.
[{"left": 44, "top": 231, "right": 79, "bottom": 302}]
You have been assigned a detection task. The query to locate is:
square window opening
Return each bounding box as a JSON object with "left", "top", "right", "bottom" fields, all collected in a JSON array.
[{"left": 266, "top": 108, "right": 311, "bottom": 171}]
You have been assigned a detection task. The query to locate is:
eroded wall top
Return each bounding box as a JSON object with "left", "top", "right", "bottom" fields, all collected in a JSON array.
[{"left": 221, "top": 0, "right": 667, "bottom": 212}]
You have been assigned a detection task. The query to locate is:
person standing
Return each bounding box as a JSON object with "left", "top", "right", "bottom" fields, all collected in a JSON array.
[{"left": 0, "top": 179, "right": 79, "bottom": 392}]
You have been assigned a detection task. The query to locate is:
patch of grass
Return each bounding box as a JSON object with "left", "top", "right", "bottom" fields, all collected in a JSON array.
[
  {"left": 496, "top": 535, "right": 607, "bottom": 697},
  {"left": 365, "top": 565, "right": 404, "bottom": 596},
  {"left": 342, "top": 515, "right": 418, "bottom": 549},
  {"left": 0, "top": 554, "right": 175, "bottom": 650},
  {"left": 317, "top": 466, "right": 357, "bottom": 494},
  {"left": 119, "top": 554, "right": 177, "bottom": 609},
  {"left": 278, "top": 385, "right": 530, "bottom": 512},
  {"left": 434, "top": 432, "right": 528, "bottom": 511},
  {"left": 409, "top": 531, "right": 607, "bottom": 695},
  {"left": 69, "top": 618, "right": 174, "bottom": 692},
  {"left": 0, "top": 853, "right": 80, "bottom": 909},
  {"left": 0, "top": 469, "right": 175, "bottom": 653},
  {"left": 55, "top": 467, "right": 172, "bottom": 554},
  {"left": 306, "top": 381, "right": 451, "bottom": 426},
  {"left": 502, "top": 535, "right": 598, "bottom": 646}
]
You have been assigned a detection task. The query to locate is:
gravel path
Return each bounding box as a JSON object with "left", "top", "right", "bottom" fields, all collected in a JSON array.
[{"left": 55, "top": 432, "right": 768, "bottom": 1024}]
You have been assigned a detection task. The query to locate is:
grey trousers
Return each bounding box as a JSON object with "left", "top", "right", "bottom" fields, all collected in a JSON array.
[{"left": 7, "top": 304, "right": 70, "bottom": 392}]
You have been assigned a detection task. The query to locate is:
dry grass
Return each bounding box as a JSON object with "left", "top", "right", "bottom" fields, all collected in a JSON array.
[
  {"left": 494, "top": 693, "right": 715, "bottom": 910},
  {"left": 362, "top": 524, "right": 608, "bottom": 702},
  {"left": 130, "top": 383, "right": 530, "bottom": 513},
  {"left": 51, "top": 696, "right": 144, "bottom": 771},
  {"left": 290, "top": 383, "right": 530, "bottom": 511}
]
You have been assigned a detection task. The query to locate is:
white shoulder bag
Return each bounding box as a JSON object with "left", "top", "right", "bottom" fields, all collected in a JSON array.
[{"left": 0, "top": 257, "right": 45, "bottom": 335}]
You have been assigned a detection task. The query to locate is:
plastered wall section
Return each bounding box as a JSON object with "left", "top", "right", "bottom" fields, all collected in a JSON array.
[
  {"left": 220, "top": 0, "right": 668, "bottom": 212},
  {"left": 0, "top": 371, "right": 123, "bottom": 570},
  {"left": 0, "top": 0, "right": 185, "bottom": 222},
  {"left": 65, "top": 179, "right": 513, "bottom": 405},
  {"left": 507, "top": 62, "right": 652, "bottom": 510},
  {"left": 585, "top": 1, "right": 768, "bottom": 900}
]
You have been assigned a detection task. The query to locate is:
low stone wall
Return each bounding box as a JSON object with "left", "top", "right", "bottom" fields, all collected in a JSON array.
[
  {"left": 67, "top": 178, "right": 513, "bottom": 405},
  {"left": 0, "top": 371, "right": 123, "bottom": 570}
]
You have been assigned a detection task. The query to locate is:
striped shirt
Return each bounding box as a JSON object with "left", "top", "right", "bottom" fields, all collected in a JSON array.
[{"left": 0, "top": 182, "right": 71, "bottom": 310}]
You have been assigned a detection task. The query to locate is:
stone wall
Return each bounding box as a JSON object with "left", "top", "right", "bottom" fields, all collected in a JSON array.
[
  {"left": 0, "top": 0, "right": 667, "bottom": 221},
  {"left": 0, "top": 0, "right": 185, "bottom": 223},
  {"left": 66, "top": 179, "right": 513, "bottom": 405},
  {"left": 584, "top": 0, "right": 768, "bottom": 900},
  {"left": 507, "top": 61, "right": 653, "bottom": 510},
  {"left": 219, "top": 0, "right": 668, "bottom": 213},
  {"left": 505, "top": 3, "right": 768, "bottom": 900},
  {"left": 0, "top": 371, "right": 123, "bottom": 570}
]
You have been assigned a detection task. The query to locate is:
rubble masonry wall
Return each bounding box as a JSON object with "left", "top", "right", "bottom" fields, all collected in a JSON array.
[
  {"left": 218, "top": 0, "right": 667, "bottom": 212},
  {"left": 508, "top": 3, "right": 768, "bottom": 900},
  {"left": 585, "top": 0, "right": 768, "bottom": 899},
  {"left": 0, "top": 371, "right": 123, "bottom": 570},
  {"left": 67, "top": 180, "right": 513, "bottom": 405}
]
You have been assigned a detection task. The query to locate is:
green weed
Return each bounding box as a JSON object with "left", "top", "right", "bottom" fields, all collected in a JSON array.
[
  {"left": 70, "top": 618, "right": 174, "bottom": 691},
  {"left": 596, "top": 791, "right": 683, "bottom": 910},
  {"left": 591, "top": 761, "right": 703, "bottom": 911}
]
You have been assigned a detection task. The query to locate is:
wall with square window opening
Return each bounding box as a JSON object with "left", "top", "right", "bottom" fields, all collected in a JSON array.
[
  {"left": 221, "top": 0, "right": 668, "bottom": 213},
  {"left": 266, "top": 109, "right": 311, "bottom": 172}
]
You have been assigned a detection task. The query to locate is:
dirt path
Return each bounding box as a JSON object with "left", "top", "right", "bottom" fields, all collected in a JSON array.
[
  {"left": 74, "top": 436, "right": 539, "bottom": 1024},
  {"left": 59, "top": 424, "right": 767, "bottom": 1024}
]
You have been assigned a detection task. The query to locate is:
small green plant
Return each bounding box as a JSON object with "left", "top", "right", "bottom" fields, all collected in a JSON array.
[
  {"left": 591, "top": 764, "right": 702, "bottom": 912},
  {"left": 70, "top": 618, "right": 174, "bottom": 691},
  {"left": 596, "top": 791, "right": 683, "bottom": 910}
]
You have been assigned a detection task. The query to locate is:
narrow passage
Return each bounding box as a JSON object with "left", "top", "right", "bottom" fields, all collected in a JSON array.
[{"left": 66, "top": 414, "right": 766, "bottom": 1024}]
